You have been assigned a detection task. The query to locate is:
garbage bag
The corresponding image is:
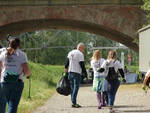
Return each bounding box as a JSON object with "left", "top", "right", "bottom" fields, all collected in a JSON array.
[{"left": 56, "top": 74, "right": 71, "bottom": 96}]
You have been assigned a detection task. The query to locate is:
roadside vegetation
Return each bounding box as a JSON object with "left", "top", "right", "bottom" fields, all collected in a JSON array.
[
  {"left": 17, "top": 62, "right": 63, "bottom": 113},
  {"left": 142, "top": 0, "right": 150, "bottom": 24}
]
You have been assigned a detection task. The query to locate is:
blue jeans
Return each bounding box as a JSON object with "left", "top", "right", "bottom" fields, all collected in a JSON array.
[
  {"left": 107, "top": 79, "right": 120, "bottom": 106},
  {"left": 0, "top": 82, "right": 6, "bottom": 113},
  {"left": 68, "top": 72, "right": 81, "bottom": 104},
  {"left": 0, "top": 82, "right": 24, "bottom": 113}
]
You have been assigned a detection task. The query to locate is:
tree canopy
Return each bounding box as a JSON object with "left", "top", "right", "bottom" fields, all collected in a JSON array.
[
  {"left": 13, "top": 30, "right": 138, "bottom": 66},
  {"left": 142, "top": 0, "right": 150, "bottom": 24}
]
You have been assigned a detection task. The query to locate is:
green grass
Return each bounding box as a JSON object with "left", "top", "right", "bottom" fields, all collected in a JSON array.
[
  {"left": 128, "top": 65, "right": 139, "bottom": 74},
  {"left": 17, "top": 62, "right": 64, "bottom": 113}
]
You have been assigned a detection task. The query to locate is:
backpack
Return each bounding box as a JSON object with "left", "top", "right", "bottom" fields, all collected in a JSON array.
[{"left": 106, "top": 61, "right": 118, "bottom": 81}]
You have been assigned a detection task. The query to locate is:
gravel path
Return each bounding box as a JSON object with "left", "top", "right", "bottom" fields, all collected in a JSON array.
[{"left": 32, "top": 84, "right": 150, "bottom": 113}]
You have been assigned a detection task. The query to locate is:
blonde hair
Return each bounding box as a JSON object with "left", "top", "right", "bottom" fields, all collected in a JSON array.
[
  {"left": 92, "top": 50, "right": 101, "bottom": 61},
  {"left": 107, "top": 50, "right": 117, "bottom": 60}
]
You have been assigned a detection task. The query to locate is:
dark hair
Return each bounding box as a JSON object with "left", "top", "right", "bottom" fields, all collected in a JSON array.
[{"left": 6, "top": 37, "right": 20, "bottom": 58}]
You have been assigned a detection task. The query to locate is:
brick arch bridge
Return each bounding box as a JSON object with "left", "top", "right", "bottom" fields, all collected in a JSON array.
[{"left": 0, "top": 1, "right": 146, "bottom": 52}]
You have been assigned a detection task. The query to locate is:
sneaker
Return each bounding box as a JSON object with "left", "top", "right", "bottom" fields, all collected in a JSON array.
[
  {"left": 98, "top": 106, "right": 101, "bottom": 109},
  {"left": 72, "top": 104, "right": 81, "bottom": 108},
  {"left": 107, "top": 105, "right": 113, "bottom": 110},
  {"left": 102, "top": 103, "right": 107, "bottom": 107}
]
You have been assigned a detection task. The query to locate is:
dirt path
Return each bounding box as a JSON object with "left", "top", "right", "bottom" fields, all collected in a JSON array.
[{"left": 32, "top": 84, "right": 150, "bottom": 113}]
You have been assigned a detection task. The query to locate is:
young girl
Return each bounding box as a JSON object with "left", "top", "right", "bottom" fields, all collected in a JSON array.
[{"left": 91, "top": 50, "right": 107, "bottom": 109}]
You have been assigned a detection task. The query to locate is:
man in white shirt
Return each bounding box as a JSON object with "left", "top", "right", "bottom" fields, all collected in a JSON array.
[{"left": 64, "top": 43, "right": 87, "bottom": 108}]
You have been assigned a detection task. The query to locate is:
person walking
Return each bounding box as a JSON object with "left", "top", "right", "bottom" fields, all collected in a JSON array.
[
  {"left": 91, "top": 50, "right": 108, "bottom": 109},
  {"left": 0, "top": 37, "right": 31, "bottom": 113},
  {"left": 64, "top": 43, "right": 87, "bottom": 108},
  {"left": 98, "top": 50, "right": 125, "bottom": 108}
]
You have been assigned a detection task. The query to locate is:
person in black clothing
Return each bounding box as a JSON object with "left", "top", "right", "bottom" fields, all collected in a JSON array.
[{"left": 64, "top": 43, "right": 87, "bottom": 108}]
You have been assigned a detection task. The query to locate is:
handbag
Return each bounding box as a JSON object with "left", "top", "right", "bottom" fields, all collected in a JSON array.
[{"left": 56, "top": 73, "right": 71, "bottom": 96}]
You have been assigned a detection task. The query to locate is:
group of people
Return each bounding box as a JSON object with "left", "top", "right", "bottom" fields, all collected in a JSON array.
[
  {"left": 65, "top": 43, "right": 126, "bottom": 109},
  {"left": 0, "top": 38, "right": 149, "bottom": 112},
  {"left": 0, "top": 36, "right": 31, "bottom": 113}
]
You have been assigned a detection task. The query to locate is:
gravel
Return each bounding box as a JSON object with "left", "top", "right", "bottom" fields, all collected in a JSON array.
[{"left": 32, "top": 84, "right": 150, "bottom": 113}]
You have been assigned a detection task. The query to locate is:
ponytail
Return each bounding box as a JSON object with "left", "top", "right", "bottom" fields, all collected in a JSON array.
[{"left": 6, "top": 37, "right": 20, "bottom": 58}]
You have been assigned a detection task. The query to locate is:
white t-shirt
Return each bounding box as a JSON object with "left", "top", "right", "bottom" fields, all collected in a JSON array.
[
  {"left": 0, "top": 48, "right": 6, "bottom": 54},
  {"left": 67, "top": 49, "right": 84, "bottom": 74},
  {"left": 91, "top": 58, "right": 105, "bottom": 77},
  {"left": 101, "top": 59, "right": 122, "bottom": 75},
  {"left": 0, "top": 49, "right": 28, "bottom": 82}
]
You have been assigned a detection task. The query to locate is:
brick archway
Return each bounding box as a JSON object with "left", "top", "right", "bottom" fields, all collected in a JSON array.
[{"left": 0, "top": 5, "right": 146, "bottom": 52}]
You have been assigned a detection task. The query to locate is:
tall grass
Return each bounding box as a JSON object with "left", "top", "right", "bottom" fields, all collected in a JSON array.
[{"left": 17, "top": 62, "right": 64, "bottom": 113}]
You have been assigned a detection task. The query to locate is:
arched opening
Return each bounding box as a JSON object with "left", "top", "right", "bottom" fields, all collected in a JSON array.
[
  {"left": 0, "top": 20, "right": 140, "bottom": 113},
  {"left": 0, "top": 19, "right": 138, "bottom": 52}
]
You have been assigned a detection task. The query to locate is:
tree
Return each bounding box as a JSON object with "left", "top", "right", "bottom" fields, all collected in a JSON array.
[
  {"left": 142, "top": 0, "right": 150, "bottom": 24},
  {"left": 142, "top": 0, "right": 150, "bottom": 11},
  {"left": 15, "top": 30, "right": 138, "bottom": 66}
]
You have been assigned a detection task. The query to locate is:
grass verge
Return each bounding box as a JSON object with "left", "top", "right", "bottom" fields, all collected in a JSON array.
[{"left": 17, "top": 62, "right": 63, "bottom": 113}]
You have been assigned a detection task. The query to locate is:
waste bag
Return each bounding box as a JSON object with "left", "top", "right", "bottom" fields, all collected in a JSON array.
[
  {"left": 125, "top": 73, "right": 138, "bottom": 83},
  {"left": 56, "top": 73, "right": 71, "bottom": 96}
]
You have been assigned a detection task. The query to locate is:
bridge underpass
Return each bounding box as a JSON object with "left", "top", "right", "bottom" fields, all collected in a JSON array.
[{"left": 0, "top": 0, "right": 146, "bottom": 52}]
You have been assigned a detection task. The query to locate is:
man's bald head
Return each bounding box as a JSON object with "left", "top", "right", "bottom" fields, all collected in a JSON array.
[{"left": 77, "top": 43, "right": 85, "bottom": 53}]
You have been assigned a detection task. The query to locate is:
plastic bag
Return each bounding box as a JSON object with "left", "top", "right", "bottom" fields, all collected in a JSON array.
[{"left": 56, "top": 73, "right": 71, "bottom": 96}]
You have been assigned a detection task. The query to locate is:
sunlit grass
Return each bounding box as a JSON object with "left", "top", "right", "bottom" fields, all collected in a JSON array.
[{"left": 16, "top": 62, "right": 63, "bottom": 113}]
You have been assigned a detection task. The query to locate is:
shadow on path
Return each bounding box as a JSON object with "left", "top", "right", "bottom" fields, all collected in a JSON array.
[
  {"left": 123, "top": 109, "right": 150, "bottom": 113},
  {"left": 80, "top": 83, "right": 92, "bottom": 87},
  {"left": 114, "top": 105, "right": 143, "bottom": 108}
]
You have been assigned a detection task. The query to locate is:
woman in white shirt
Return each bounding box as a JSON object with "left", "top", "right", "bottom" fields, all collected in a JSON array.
[
  {"left": 0, "top": 37, "right": 31, "bottom": 113},
  {"left": 98, "top": 50, "right": 125, "bottom": 107},
  {"left": 91, "top": 50, "right": 107, "bottom": 109}
]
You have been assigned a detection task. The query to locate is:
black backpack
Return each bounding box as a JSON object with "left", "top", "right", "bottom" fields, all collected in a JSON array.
[{"left": 106, "top": 61, "right": 118, "bottom": 81}]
